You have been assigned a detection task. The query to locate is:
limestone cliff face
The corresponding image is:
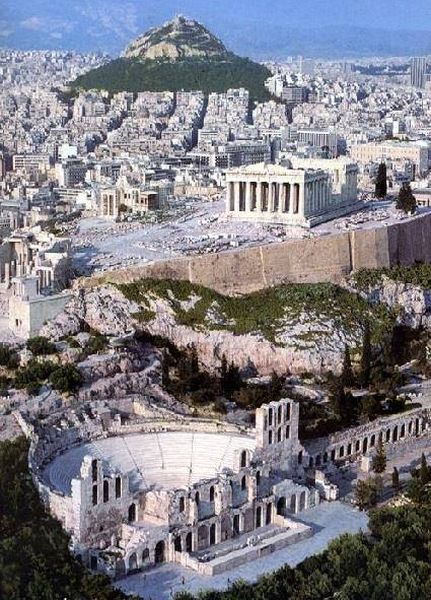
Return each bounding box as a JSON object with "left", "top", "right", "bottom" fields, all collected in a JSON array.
[
  {"left": 42, "top": 285, "right": 358, "bottom": 376},
  {"left": 124, "top": 15, "right": 229, "bottom": 60},
  {"left": 349, "top": 275, "right": 431, "bottom": 329}
]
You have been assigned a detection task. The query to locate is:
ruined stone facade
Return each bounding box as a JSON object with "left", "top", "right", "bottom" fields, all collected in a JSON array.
[{"left": 26, "top": 397, "right": 431, "bottom": 579}]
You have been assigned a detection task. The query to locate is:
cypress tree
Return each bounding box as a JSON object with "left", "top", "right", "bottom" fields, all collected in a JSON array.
[
  {"left": 341, "top": 346, "right": 355, "bottom": 388},
  {"left": 375, "top": 163, "right": 387, "bottom": 198},
  {"left": 392, "top": 466, "right": 400, "bottom": 492},
  {"left": 396, "top": 182, "right": 417, "bottom": 214},
  {"left": 372, "top": 438, "right": 387, "bottom": 474},
  {"left": 360, "top": 321, "right": 372, "bottom": 387}
]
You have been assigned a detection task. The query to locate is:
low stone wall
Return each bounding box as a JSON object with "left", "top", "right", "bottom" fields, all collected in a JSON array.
[
  {"left": 180, "top": 520, "right": 312, "bottom": 576},
  {"left": 77, "top": 211, "right": 431, "bottom": 295}
]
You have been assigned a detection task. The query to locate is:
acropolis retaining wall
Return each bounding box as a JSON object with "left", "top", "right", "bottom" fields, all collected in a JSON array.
[{"left": 77, "top": 212, "right": 431, "bottom": 295}]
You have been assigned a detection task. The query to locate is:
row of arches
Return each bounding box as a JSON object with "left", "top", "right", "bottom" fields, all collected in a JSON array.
[
  {"left": 276, "top": 491, "right": 307, "bottom": 516},
  {"left": 127, "top": 542, "right": 165, "bottom": 573},
  {"left": 306, "top": 417, "right": 425, "bottom": 468},
  {"left": 91, "top": 476, "right": 122, "bottom": 507}
]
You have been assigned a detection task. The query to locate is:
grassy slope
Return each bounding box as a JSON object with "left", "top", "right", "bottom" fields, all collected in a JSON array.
[
  {"left": 353, "top": 264, "right": 431, "bottom": 290},
  {"left": 71, "top": 56, "right": 272, "bottom": 102},
  {"left": 118, "top": 278, "right": 394, "bottom": 346}
]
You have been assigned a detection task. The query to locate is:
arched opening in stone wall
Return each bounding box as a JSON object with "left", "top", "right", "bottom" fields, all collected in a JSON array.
[
  {"left": 186, "top": 532, "right": 193, "bottom": 553},
  {"left": 393, "top": 426, "right": 398, "bottom": 442},
  {"left": 198, "top": 525, "right": 209, "bottom": 550},
  {"left": 386, "top": 429, "right": 391, "bottom": 442},
  {"left": 103, "top": 480, "right": 109, "bottom": 503},
  {"left": 241, "top": 475, "right": 246, "bottom": 491},
  {"left": 128, "top": 553, "right": 138, "bottom": 572},
  {"left": 92, "top": 459, "right": 98, "bottom": 482},
  {"left": 179, "top": 496, "right": 185, "bottom": 512},
  {"left": 92, "top": 484, "right": 98, "bottom": 506},
  {"left": 128, "top": 503, "right": 136, "bottom": 523},
  {"left": 155, "top": 541, "right": 165, "bottom": 564},
  {"left": 370, "top": 434, "right": 376, "bottom": 448},
  {"left": 299, "top": 491, "right": 306, "bottom": 511},
  {"left": 115, "top": 476, "right": 121, "bottom": 498},
  {"left": 210, "top": 523, "right": 216, "bottom": 545},
  {"left": 209, "top": 486, "right": 215, "bottom": 502},
  {"left": 174, "top": 536, "right": 182, "bottom": 552},
  {"left": 266, "top": 503, "right": 272, "bottom": 525},
  {"left": 221, "top": 515, "right": 232, "bottom": 541},
  {"left": 362, "top": 438, "right": 368, "bottom": 454},
  {"left": 277, "top": 427, "right": 282, "bottom": 443},
  {"left": 277, "top": 497, "right": 286, "bottom": 516},
  {"left": 400, "top": 424, "right": 406, "bottom": 438},
  {"left": 116, "top": 559, "right": 126, "bottom": 577},
  {"left": 256, "top": 506, "right": 262, "bottom": 528},
  {"left": 241, "top": 450, "right": 247, "bottom": 468},
  {"left": 233, "top": 514, "right": 240, "bottom": 536},
  {"left": 142, "top": 548, "right": 150, "bottom": 564},
  {"left": 290, "top": 495, "right": 297, "bottom": 513},
  {"left": 256, "top": 470, "right": 261, "bottom": 486}
]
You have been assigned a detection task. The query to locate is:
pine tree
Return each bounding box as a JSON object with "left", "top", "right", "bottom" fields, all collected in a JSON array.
[
  {"left": 220, "top": 354, "right": 228, "bottom": 382},
  {"left": 341, "top": 346, "right": 355, "bottom": 388},
  {"left": 419, "top": 452, "right": 430, "bottom": 485},
  {"left": 375, "top": 163, "right": 387, "bottom": 198},
  {"left": 269, "top": 371, "right": 283, "bottom": 401},
  {"left": 360, "top": 321, "right": 372, "bottom": 388},
  {"left": 372, "top": 438, "right": 387, "bottom": 474},
  {"left": 396, "top": 183, "right": 417, "bottom": 214},
  {"left": 392, "top": 466, "right": 400, "bottom": 492}
]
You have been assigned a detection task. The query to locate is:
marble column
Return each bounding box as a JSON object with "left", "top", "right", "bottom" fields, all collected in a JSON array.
[
  {"left": 245, "top": 181, "right": 252, "bottom": 212},
  {"left": 234, "top": 182, "right": 240, "bottom": 212},
  {"left": 278, "top": 183, "right": 285, "bottom": 214},
  {"left": 256, "top": 182, "right": 262, "bottom": 212}
]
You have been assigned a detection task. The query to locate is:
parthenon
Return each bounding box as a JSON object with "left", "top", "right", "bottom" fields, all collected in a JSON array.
[{"left": 225, "top": 161, "right": 361, "bottom": 227}]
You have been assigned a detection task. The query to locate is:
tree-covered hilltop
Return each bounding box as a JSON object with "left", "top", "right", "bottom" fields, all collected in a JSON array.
[
  {"left": 70, "top": 55, "right": 272, "bottom": 102},
  {"left": 0, "top": 437, "right": 138, "bottom": 600}
]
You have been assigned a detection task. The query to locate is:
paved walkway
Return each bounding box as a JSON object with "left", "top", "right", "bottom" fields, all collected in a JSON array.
[{"left": 115, "top": 501, "right": 368, "bottom": 600}]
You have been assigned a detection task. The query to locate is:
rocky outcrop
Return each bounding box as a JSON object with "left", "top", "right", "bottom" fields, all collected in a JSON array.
[
  {"left": 350, "top": 275, "right": 431, "bottom": 329},
  {"left": 124, "top": 15, "right": 229, "bottom": 60},
  {"left": 41, "top": 286, "right": 139, "bottom": 339},
  {"left": 43, "top": 285, "right": 360, "bottom": 376}
]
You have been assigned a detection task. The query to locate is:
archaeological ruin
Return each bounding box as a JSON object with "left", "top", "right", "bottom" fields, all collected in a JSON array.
[{"left": 23, "top": 395, "right": 431, "bottom": 579}]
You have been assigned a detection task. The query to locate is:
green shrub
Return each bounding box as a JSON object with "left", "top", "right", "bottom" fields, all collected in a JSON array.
[
  {"left": 49, "top": 365, "right": 82, "bottom": 393},
  {"left": 27, "top": 336, "right": 57, "bottom": 356},
  {"left": 0, "top": 344, "right": 19, "bottom": 369}
]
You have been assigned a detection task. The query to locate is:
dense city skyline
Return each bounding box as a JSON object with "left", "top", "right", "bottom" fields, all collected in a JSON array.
[{"left": 2, "top": 0, "right": 431, "bottom": 57}]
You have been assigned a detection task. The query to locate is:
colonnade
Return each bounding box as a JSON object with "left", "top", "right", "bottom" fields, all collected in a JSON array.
[{"left": 228, "top": 178, "right": 331, "bottom": 217}]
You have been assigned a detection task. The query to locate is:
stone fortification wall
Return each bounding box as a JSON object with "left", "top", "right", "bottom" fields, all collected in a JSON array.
[{"left": 78, "top": 212, "right": 431, "bottom": 295}]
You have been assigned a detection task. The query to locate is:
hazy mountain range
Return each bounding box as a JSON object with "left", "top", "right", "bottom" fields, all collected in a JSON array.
[{"left": 2, "top": 0, "right": 431, "bottom": 59}]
